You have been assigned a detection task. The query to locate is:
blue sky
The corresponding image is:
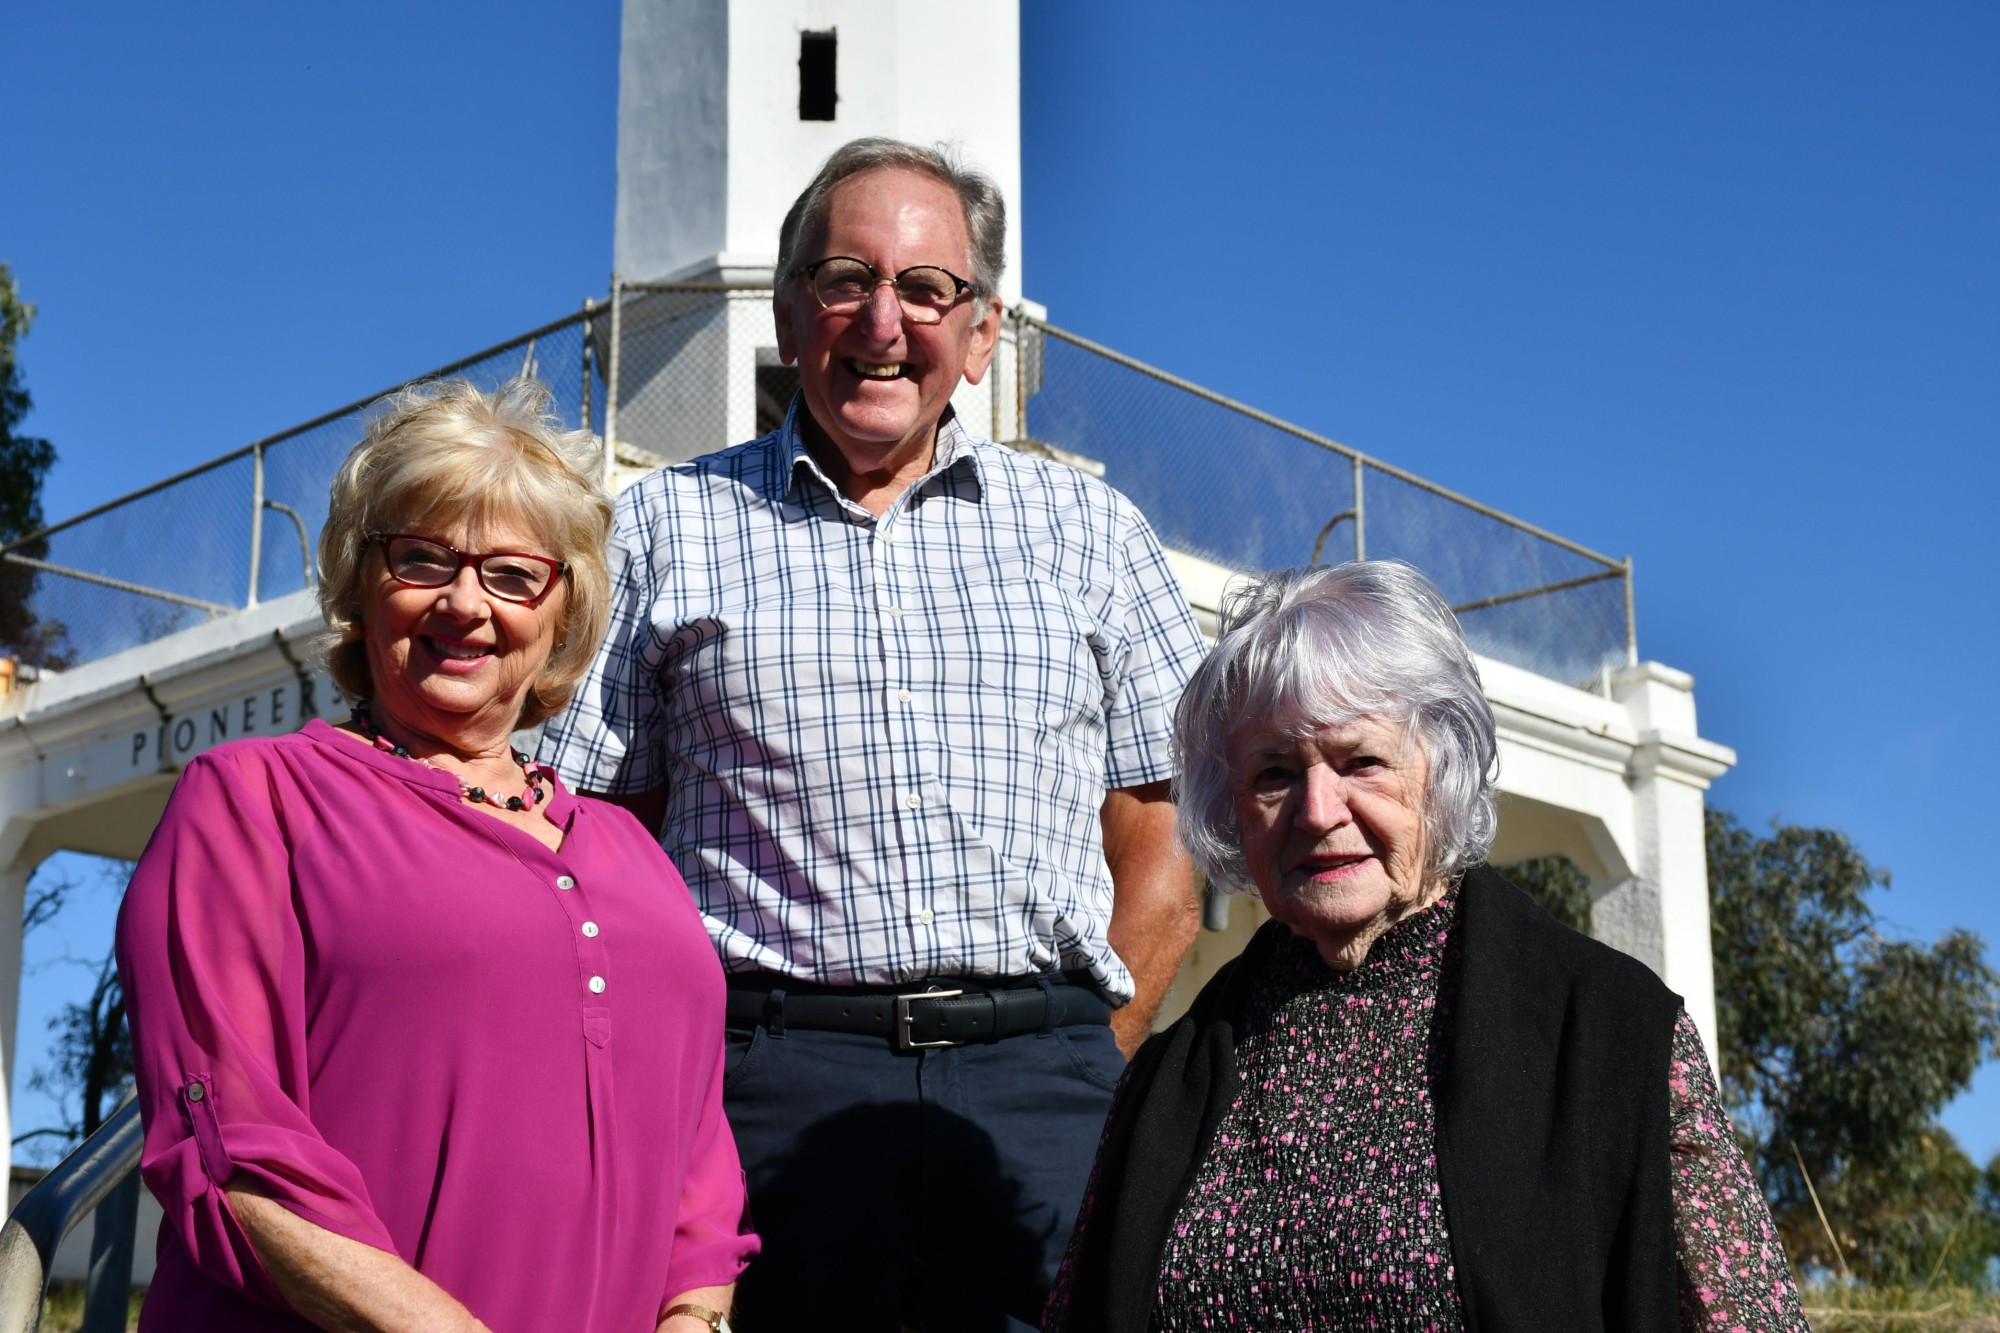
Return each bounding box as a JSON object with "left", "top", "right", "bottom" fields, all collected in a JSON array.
[{"left": 6, "top": 3, "right": 1998, "bottom": 1155}]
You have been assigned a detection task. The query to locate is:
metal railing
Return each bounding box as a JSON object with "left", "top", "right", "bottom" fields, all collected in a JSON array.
[
  {"left": 0, "top": 1100, "right": 142, "bottom": 1333},
  {"left": 1005, "top": 316, "right": 1636, "bottom": 687},
  {"left": 0, "top": 308, "right": 600, "bottom": 672},
  {"left": 0, "top": 283, "right": 1636, "bottom": 689}
]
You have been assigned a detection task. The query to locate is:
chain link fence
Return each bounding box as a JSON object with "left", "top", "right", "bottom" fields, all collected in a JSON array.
[
  {"left": 0, "top": 286, "right": 1633, "bottom": 690},
  {"left": 1008, "top": 315, "right": 1634, "bottom": 688},
  {"left": 0, "top": 313, "right": 593, "bottom": 671}
]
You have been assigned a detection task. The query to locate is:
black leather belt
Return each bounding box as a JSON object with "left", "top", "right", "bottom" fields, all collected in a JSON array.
[{"left": 725, "top": 974, "right": 1112, "bottom": 1052}]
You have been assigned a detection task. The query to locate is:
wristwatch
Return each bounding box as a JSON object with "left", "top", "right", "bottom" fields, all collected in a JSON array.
[{"left": 662, "top": 1304, "right": 728, "bottom": 1332}]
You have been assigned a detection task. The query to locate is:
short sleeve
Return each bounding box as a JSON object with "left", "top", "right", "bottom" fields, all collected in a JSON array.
[
  {"left": 539, "top": 498, "right": 671, "bottom": 794},
  {"left": 115, "top": 751, "right": 400, "bottom": 1308},
  {"left": 659, "top": 1043, "right": 759, "bottom": 1305},
  {"left": 1102, "top": 500, "right": 1206, "bottom": 790},
  {"left": 1666, "top": 1010, "right": 1810, "bottom": 1331}
]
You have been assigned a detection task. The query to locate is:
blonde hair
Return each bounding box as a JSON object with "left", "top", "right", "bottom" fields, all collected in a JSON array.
[{"left": 317, "top": 377, "right": 612, "bottom": 728}]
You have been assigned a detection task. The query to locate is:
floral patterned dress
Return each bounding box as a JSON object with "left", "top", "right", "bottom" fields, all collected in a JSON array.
[{"left": 1140, "top": 886, "right": 1807, "bottom": 1332}]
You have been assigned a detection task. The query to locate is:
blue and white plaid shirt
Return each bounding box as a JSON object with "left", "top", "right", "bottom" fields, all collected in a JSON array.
[{"left": 539, "top": 403, "right": 1206, "bottom": 1002}]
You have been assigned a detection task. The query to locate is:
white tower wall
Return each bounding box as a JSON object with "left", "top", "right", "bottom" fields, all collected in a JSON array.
[{"left": 617, "top": 0, "right": 1023, "bottom": 298}]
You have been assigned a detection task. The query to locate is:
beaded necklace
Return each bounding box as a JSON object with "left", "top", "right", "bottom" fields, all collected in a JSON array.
[{"left": 350, "top": 703, "right": 550, "bottom": 812}]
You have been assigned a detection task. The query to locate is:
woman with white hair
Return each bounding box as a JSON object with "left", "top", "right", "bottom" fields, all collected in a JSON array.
[
  {"left": 1046, "top": 562, "right": 1805, "bottom": 1332},
  {"left": 117, "top": 379, "right": 755, "bottom": 1331}
]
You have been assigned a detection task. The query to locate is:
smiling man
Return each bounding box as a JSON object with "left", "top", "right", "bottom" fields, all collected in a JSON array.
[{"left": 540, "top": 139, "right": 1208, "bottom": 1331}]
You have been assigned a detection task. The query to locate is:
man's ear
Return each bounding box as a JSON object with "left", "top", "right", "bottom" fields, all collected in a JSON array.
[
  {"left": 773, "top": 290, "right": 799, "bottom": 365},
  {"left": 960, "top": 296, "right": 1003, "bottom": 386}
]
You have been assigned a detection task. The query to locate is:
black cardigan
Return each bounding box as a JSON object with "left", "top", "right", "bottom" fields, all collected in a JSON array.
[{"left": 1054, "top": 864, "right": 1684, "bottom": 1333}]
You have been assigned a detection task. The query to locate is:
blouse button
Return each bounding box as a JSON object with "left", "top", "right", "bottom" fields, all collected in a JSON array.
[
  {"left": 185, "top": 1081, "right": 205, "bottom": 1103},
  {"left": 556, "top": 875, "right": 576, "bottom": 890},
  {"left": 588, "top": 976, "right": 607, "bottom": 994},
  {"left": 581, "top": 922, "right": 600, "bottom": 938}
]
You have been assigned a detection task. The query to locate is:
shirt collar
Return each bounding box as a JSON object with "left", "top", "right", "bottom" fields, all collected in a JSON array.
[{"left": 763, "top": 395, "right": 987, "bottom": 506}]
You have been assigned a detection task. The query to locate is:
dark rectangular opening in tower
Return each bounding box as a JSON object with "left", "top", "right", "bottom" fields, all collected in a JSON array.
[{"left": 799, "top": 31, "right": 837, "bottom": 120}]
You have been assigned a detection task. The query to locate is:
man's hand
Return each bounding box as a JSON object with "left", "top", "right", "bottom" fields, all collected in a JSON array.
[
  {"left": 1101, "top": 780, "right": 1199, "bottom": 1057},
  {"left": 585, "top": 784, "right": 669, "bottom": 837}
]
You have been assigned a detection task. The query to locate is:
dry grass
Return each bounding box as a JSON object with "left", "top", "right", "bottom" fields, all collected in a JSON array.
[
  {"left": 1805, "top": 1284, "right": 2000, "bottom": 1331},
  {"left": 35, "top": 1283, "right": 142, "bottom": 1333}
]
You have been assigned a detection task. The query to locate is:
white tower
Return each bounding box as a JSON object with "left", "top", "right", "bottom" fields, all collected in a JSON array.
[{"left": 608, "top": 0, "right": 1025, "bottom": 463}]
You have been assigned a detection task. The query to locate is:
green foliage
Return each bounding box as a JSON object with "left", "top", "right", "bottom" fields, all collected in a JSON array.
[
  {"left": 1496, "top": 854, "right": 1592, "bottom": 935},
  {"left": 1707, "top": 807, "right": 2000, "bottom": 1284},
  {"left": 0, "top": 263, "right": 65, "bottom": 666},
  {"left": 35, "top": 1282, "right": 143, "bottom": 1332}
]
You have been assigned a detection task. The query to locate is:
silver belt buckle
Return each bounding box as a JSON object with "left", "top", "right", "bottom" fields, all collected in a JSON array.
[{"left": 895, "top": 988, "right": 965, "bottom": 1051}]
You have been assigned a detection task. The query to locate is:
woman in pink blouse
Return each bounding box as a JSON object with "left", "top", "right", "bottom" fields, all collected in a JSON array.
[{"left": 116, "top": 379, "right": 756, "bottom": 1332}]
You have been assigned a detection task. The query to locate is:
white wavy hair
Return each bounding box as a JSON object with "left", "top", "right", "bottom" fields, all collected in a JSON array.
[{"left": 1173, "top": 561, "right": 1499, "bottom": 891}]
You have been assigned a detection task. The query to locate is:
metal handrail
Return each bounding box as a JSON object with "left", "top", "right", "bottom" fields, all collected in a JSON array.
[
  {"left": 5, "top": 282, "right": 1640, "bottom": 684},
  {"left": 0, "top": 1100, "right": 144, "bottom": 1333},
  {"left": 1019, "top": 313, "right": 1630, "bottom": 574},
  {"left": 0, "top": 306, "right": 594, "bottom": 559}
]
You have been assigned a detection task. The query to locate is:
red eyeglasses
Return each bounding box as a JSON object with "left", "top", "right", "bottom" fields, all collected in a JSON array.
[{"left": 374, "top": 533, "right": 568, "bottom": 607}]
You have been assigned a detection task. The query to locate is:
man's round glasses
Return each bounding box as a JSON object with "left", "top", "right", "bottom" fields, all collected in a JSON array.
[
  {"left": 375, "top": 534, "right": 567, "bottom": 607},
  {"left": 797, "top": 257, "right": 981, "bottom": 325}
]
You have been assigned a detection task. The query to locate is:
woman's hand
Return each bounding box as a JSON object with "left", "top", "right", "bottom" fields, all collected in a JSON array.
[
  {"left": 226, "top": 1186, "right": 492, "bottom": 1332},
  {"left": 656, "top": 1283, "right": 735, "bottom": 1332}
]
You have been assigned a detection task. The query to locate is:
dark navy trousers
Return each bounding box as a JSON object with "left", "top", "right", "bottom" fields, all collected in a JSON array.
[{"left": 721, "top": 1002, "right": 1125, "bottom": 1332}]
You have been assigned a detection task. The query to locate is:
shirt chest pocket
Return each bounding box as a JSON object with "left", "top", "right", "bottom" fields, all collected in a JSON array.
[{"left": 952, "top": 574, "right": 1112, "bottom": 744}]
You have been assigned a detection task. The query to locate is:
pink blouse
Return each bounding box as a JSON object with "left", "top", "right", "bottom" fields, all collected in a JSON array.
[{"left": 116, "top": 719, "right": 757, "bottom": 1331}]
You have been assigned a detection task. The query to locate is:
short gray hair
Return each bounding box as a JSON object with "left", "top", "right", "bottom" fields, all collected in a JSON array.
[
  {"left": 776, "top": 137, "right": 1007, "bottom": 299},
  {"left": 1174, "top": 561, "right": 1499, "bottom": 891}
]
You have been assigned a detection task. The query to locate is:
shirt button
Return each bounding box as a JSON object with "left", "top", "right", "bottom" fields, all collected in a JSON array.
[
  {"left": 879, "top": 528, "right": 894, "bottom": 543},
  {"left": 556, "top": 875, "right": 575, "bottom": 890},
  {"left": 588, "top": 976, "right": 607, "bottom": 994},
  {"left": 897, "top": 689, "right": 913, "bottom": 704},
  {"left": 904, "top": 793, "right": 922, "bottom": 809},
  {"left": 918, "top": 909, "right": 935, "bottom": 925},
  {"left": 581, "top": 921, "right": 600, "bottom": 938},
  {"left": 185, "top": 1081, "right": 205, "bottom": 1103},
  {"left": 886, "top": 606, "right": 903, "bottom": 619}
]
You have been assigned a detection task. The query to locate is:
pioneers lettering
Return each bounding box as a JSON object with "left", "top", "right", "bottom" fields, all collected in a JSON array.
[{"left": 130, "top": 676, "right": 343, "bottom": 767}]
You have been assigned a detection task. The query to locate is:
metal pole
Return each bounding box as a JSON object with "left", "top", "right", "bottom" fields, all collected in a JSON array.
[
  {"left": 581, "top": 296, "right": 596, "bottom": 438},
  {"left": 1014, "top": 309, "right": 1027, "bottom": 442},
  {"left": 247, "top": 443, "right": 266, "bottom": 607},
  {"left": 1623, "top": 556, "right": 1638, "bottom": 666},
  {"left": 1352, "top": 456, "right": 1367, "bottom": 562},
  {"left": 263, "top": 500, "right": 315, "bottom": 592},
  {"left": 79, "top": 1170, "right": 139, "bottom": 1333},
  {"left": 991, "top": 308, "right": 1005, "bottom": 442},
  {"left": 603, "top": 277, "right": 623, "bottom": 491}
]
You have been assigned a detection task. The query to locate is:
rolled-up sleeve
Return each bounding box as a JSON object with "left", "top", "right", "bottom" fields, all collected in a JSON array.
[
  {"left": 115, "top": 751, "right": 400, "bottom": 1308},
  {"left": 659, "top": 1047, "right": 759, "bottom": 1306},
  {"left": 1103, "top": 501, "right": 1206, "bottom": 789}
]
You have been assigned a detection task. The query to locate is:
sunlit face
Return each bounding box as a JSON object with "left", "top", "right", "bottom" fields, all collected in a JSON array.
[
  {"left": 360, "top": 516, "right": 567, "bottom": 748},
  {"left": 775, "top": 167, "right": 1002, "bottom": 471},
  {"left": 1228, "top": 711, "right": 1440, "bottom": 970}
]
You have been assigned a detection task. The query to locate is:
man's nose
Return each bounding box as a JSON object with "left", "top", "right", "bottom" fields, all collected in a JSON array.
[{"left": 856, "top": 279, "right": 905, "bottom": 339}]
